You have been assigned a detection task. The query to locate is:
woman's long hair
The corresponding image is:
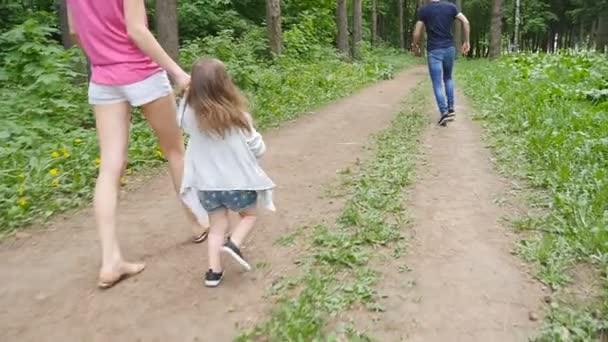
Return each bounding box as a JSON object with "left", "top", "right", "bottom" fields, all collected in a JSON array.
[{"left": 186, "top": 58, "right": 250, "bottom": 138}]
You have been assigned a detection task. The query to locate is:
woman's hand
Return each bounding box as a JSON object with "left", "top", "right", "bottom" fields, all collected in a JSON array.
[{"left": 173, "top": 70, "right": 191, "bottom": 93}]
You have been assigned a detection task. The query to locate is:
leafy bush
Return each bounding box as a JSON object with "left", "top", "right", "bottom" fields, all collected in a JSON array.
[
  {"left": 0, "top": 19, "right": 166, "bottom": 231},
  {"left": 459, "top": 52, "right": 608, "bottom": 340},
  {"left": 177, "top": 0, "right": 254, "bottom": 42}
]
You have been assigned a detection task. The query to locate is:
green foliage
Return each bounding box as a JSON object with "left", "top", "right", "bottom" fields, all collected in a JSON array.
[
  {"left": 238, "top": 86, "right": 427, "bottom": 340},
  {"left": 459, "top": 52, "right": 608, "bottom": 340},
  {"left": 177, "top": 0, "right": 254, "bottom": 42},
  {"left": 0, "top": 13, "right": 412, "bottom": 233}
]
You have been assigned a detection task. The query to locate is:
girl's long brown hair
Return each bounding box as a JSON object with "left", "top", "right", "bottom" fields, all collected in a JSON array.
[{"left": 186, "top": 58, "right": 250, "bottom": 138}]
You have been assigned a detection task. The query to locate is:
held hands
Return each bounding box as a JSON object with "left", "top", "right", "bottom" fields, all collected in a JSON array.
[{"left": 173, "top": 69, "right": 191, "bottom": 95}]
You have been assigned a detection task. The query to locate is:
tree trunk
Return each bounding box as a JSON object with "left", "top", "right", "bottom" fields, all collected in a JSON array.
[
  {"left": 56, "top": 0, "right": 72, "bottom": 49},
  {"left": 399, "top": 0, "right": 405, "bottom": 49},
  {"left": 337, "top": 0, "right": 349, "bottom": 55},
  {"left": 454, "top": 0, "right": 462, "bottom": 57},
  {"left": 404, "top": 0, "right": 410, "bottom": 48},
  {"left": 155, "top": 0, "right": 179, "bottom": 62},
  {"left": 596, "top": 11, "right": 608, "bottom": 52},
  {"left": 513, "top": 0, "right": 520, "bottom": 52},
  {"left": 266, "top": 0, "right": 282, "bottom": 55},
  {"left": 371, "top": 0, "right": 378, "bottom": 46},
  {"left": 489, "top": 0, "right": 503, "bottom": 58},
  {"left": 352, "top": 0, "right": 363, "bottom": 58}
]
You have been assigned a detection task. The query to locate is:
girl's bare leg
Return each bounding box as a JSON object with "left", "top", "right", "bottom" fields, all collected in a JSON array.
[
  {"left": 208, "top": 209, "right": 230, "bottom": 272},
  {"left": 95, "top": 102, "right": 145, "bottom": 287},
  {"left": 229, "top": 207, "right": 257, "bottom": 247}
]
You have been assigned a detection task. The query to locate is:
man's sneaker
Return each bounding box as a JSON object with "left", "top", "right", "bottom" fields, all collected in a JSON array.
[
  {"left": 204, "top": 269, "right": 224, "bottom": 287},
  {"left": 447, "top": 108, "right": 456, "bottom": 120},
  {"left": 438, "top": 113, "right": 450, "bottom": 126},
  {"left": 223, "top": 239, "right": 252, "bottom": 271}
]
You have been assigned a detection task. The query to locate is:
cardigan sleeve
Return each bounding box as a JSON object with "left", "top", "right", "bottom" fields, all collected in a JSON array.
[{"left": 244, "top": 112, "right": 266, "bottom": 158}]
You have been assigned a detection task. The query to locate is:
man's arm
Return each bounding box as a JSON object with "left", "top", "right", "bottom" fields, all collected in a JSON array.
[
  {"left": 412, "top": 21, "right": 425, "bottom": 53},
  {"left": 456, "top": 13, "right": 471, "bottom": 55}
]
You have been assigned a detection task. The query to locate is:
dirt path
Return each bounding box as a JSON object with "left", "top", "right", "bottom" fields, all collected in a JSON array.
[
  {"left": 0, "top": 66, "right": 426, "bottom": 342},
  {"left": 361, "top": 91, "right": 545, "bottom": 341}
]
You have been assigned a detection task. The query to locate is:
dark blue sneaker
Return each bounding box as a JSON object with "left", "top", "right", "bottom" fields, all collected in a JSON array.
[
  {"left": 438, "top": 113, "right": 450, "bottom": 126},
  {"left": 447, "top": 108, "right": 456, "bottom": 120},
  {"left": 204, "top": 269, "right": 224, "bottom": 287},
  {"left": 223, "top": 239, "right": 251, "bottom": 271}
]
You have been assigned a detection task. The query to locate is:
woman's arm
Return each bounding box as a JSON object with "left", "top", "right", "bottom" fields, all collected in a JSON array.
[
  {"left": 123, "top": 0, "right": 190, "bottom": 89},
  {"left": 67, "top": 6, "right": 81, "bottom": 47}
]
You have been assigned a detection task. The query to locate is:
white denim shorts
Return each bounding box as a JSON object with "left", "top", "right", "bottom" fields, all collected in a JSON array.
[{"left": 88, "top": 71, "right": 172, "bottom": 107}]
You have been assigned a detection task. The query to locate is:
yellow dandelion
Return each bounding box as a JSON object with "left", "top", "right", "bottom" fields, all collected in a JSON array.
[
  {"left": 156, "top": 150, "right": 164, "bottom": 158},
  {"left": 62, "top": 148, "right": 70, "bottom": 157},
  {"left": 74, "top": 138, "right": 82, "bottom": 144},
  {"left": 95, "top": 157, "right": 101, "bottom": 166},
  {"left": 120, "top": 177, "right": 127, "bottom": 185},
  {"left": 49, "top": 168, "right": 59, "bottom": 176},
  {"left": 51, "top": 151, "right": 60, "bottom": 158},
  {"left": 51, "top": 179, "right": 60, "bottom": 187},
  {"left": 18, "top": 198, "right": 28, "bottom": 207}
]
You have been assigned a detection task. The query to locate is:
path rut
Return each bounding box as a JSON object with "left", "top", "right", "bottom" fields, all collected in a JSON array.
[
  {"left": 359, "top": 91, "right": 544, "bottom": 341},
  {"left": 0, "top": 66, "right": 426, "bottom": 342}
]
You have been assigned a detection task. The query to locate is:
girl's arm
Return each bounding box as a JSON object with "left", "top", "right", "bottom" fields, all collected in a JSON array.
[
  {"left": 123, "top": 0, "right": 190, "bottom": 90},
  {"left": 244, "top": 113, "right": 266, "bottom": 158}
]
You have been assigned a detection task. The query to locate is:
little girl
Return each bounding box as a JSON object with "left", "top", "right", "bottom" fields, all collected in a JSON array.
[{"left": 178, "top": 58, "right": 275, "bottom": 287}]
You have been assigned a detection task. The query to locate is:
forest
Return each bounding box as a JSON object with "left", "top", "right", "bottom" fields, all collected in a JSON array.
[{"left": 0, "top": 0, "right": 607, "bottom": 341}]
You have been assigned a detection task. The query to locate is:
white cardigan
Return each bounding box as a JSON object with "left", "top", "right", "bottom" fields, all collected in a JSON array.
[{"left": 177, "top": 98, "right": 276, "bottom": 226}]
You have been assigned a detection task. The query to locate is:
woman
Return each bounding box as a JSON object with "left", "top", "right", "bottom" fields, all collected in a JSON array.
[{"left": 66, "top": 0, "right": 207, "bottom": 288}]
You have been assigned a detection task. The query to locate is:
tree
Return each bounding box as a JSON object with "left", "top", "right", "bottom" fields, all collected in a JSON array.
[
  {"left": 371, "top": 0, "right": 378, "bottom": 46},
  {"left": 337, "top": 0, "right": 349, "bottom": 55},
  {"left": 399, "top": 0, "right": 405, "bottom": 49},
  {"left": 489, "top": 0, "right": 503, "bottom": 58},
  {"left": 56, "top": 0, "right": 72, "bottom": 49},
  {"left": 156, "top": 0, "right": 179, "bottom": 62},
  {"left": 597, "top": 11, "right": 608, "bottom": 51},
  {"left": 266, "top": 0, "right": 282, "bottom": 55},
  {"left": 353, "top": 0, "right": 363, "bottom": 58},
  {"left": 513, "top": 0, "right": 520, "bottom": 52}
]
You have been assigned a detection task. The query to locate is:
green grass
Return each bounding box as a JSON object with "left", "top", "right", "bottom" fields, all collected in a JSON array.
[
  {"left": 236, "top": 84, "right": 427, "bottom": 341},
  {"left": 459, "top": 52, "right": 608, "bottom": 341},
  {"left": 0, "top": 18, "right": 414, "bottom": 234}
]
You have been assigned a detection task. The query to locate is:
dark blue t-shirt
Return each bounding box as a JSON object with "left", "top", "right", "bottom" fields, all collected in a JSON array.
[{"left": 417, "top": 1, "right": 459, "bottom": 51}]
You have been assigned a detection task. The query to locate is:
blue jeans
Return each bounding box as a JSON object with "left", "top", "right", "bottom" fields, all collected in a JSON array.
[{"left": 427, "top": 47, "right": 456, "bottom": 116}]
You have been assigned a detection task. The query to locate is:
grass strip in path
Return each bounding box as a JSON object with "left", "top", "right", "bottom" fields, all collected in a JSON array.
[{"left": 236, "top": 83, "right": 428, "bottom": 341}]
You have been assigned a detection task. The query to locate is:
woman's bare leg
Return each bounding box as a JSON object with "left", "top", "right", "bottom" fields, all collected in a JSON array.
[
  {"left": 142, "top": 94, "right": 208, "bottom": 237},
  {"left": 95, "top": 102, "right": 145, "bottom": 286}
]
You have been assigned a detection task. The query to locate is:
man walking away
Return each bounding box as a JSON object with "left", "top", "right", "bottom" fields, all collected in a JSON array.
[{"left": 413, "top": 0, "right": 470, "bottom": 126}]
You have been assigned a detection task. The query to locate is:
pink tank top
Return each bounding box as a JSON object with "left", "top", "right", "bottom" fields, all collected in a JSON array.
[{"left": 66, "top": 0, "right": 162, "bottom": 85}]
